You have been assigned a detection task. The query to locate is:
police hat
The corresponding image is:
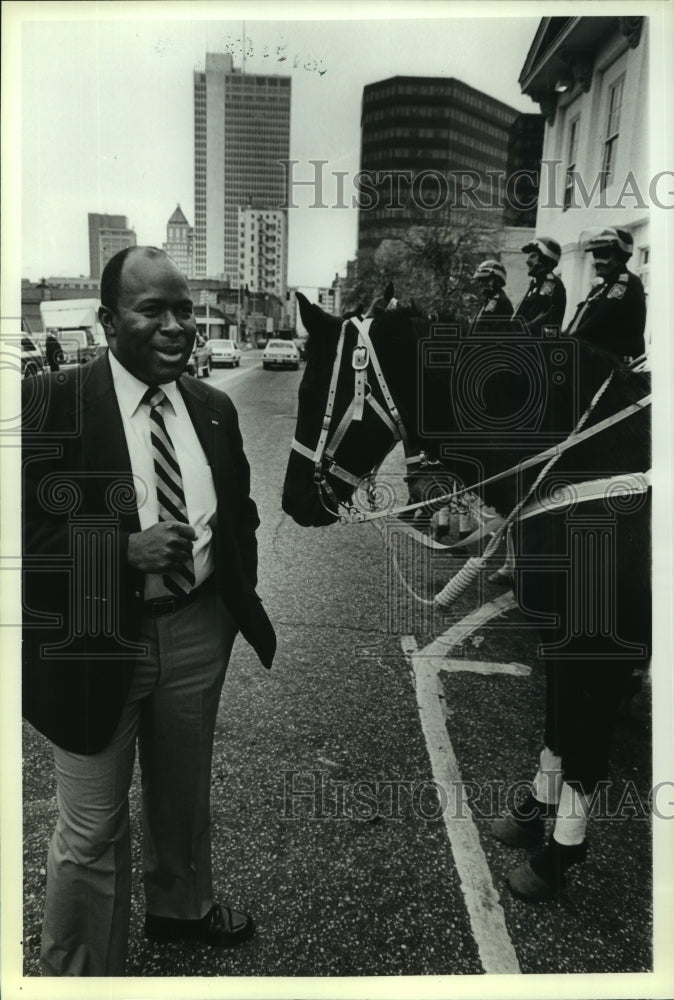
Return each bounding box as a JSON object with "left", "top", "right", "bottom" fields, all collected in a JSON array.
[
  {"left": 472, "top": 259, "right": 507, "bottom": 284},
  {"left": 582, "top": 227, "right": 634, "bottom": 258},
  {"left": 521, "top": 236, "right": 561, "bottom": 265}
]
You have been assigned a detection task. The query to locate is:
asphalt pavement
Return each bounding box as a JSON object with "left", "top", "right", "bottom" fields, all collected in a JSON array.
[{"left": 20, "top": 349, "right": 655, "bottom": 987}]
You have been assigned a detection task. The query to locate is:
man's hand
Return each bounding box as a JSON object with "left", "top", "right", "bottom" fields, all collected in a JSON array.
[{"left": 127, "top": 522, "right": 197, "bottom": 574}]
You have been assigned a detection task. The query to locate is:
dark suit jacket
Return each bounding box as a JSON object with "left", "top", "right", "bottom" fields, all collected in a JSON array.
[{"left": 22, "top": 352, "right": 276, "bottom": 754}]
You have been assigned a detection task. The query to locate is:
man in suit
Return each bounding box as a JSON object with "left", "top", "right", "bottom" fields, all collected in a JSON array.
[{"left": 22, "top": 246, "right": 276, "bottom": 976}]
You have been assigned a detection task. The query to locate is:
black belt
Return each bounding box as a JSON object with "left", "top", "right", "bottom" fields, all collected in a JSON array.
[{"left": 143, "top": 575, "right": 215, "bottom": 618}]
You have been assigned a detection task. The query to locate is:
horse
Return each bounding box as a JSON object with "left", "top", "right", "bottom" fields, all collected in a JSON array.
[{"left": 282, "top": 290, "right": 652, "bottom": 901}]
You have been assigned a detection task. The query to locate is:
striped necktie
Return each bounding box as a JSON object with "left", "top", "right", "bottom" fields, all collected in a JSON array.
[{"left": 143, "top": 387, "right": 195, "bottom": 596}]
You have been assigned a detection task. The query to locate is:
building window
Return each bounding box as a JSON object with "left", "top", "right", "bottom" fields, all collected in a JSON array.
[
  {"left": 601, "top": 74, "right": 624, "bottom": 190},
  {"left": 563, "top": 114, "right": 580, "bottom": 211}
]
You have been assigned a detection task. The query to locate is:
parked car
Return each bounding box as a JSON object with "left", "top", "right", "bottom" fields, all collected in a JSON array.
[
  {"left": 21, "top": 329, "right": 46, "bottom": 379},
  {"left": 261, "top": 339, "right": 301, "bottom": 371},
  {"left": 39, "top": 299, "right": 106, "bottom": 368},
  {"left": 18, "top": 316, "right": 46, "bottom": 378},
  {"left": 185, "top": 335, "right": 211, "bottom": 378},
  {"left": 209, "top": 338, "right": 241, "bottom": 368}
]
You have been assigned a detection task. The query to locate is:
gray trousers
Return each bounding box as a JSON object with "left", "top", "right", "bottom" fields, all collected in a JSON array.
[{"left": 40, "top": 586, "right": 238, "bottom": 976}]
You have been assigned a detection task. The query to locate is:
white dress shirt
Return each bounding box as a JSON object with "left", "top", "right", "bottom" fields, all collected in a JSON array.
[{"left": 108, "top": 350, "right": 217, "bottom": 598}]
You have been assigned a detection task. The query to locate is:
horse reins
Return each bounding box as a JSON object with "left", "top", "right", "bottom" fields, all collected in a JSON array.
[{"left": 291, "top": 320, "right": 651, "bottom": 527}]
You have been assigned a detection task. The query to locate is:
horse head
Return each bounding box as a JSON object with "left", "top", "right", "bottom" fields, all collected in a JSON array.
[{"left": 282, "top": 289, "right": 423, "bottom": 526}]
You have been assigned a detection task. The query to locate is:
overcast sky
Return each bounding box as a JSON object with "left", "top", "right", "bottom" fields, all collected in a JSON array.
[{"left": 15, "top": 3, "right": 543, "bottom": 287}]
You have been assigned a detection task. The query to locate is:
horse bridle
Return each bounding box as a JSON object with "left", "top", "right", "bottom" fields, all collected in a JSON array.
[
  {"left": 291, "top": 316, "right": 652, "bottom": 527},
  {"left": 291, "top": 316, "right": 411, "bottom": 520}
]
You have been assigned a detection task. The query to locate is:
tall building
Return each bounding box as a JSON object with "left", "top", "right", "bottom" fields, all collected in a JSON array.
[
  {"left": 316, "top": 274, "right": 344, "bottom": 317},
  {"left": 88, "top": 213, "right": 136, "bottom": 279},
  {"left": 237, "top": 204, "right": 287, "bottom": 298},
  {"left": 162, "top": 204, "right": 195, "bottom": 278},
  {"left": 357, "top": 77, "right": 521, "bottom": 254},
  {"left": 193, "top": 52, "right": 291, "bottom": 285},
  {"left": 503, "top": 113, "right": 546, "bottom": 227}
]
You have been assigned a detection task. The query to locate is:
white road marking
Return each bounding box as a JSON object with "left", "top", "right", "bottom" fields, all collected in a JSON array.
[
  {"left": 401, "top": 591, "right": 522, "bottom": 974},
  {"left": 442, "top": 658, "right": 531, "bottom": 676},
  {"left": 209, "top": 362, "right": 259, "bottom": 386}
]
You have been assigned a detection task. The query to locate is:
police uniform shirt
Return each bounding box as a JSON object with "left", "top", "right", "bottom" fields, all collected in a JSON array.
[
  {"left": 471, "top": 289, "right": 514, "bottom": 333},
  {"left": 565, "top": 270, "right": 646, "bottom": 361},
  {"left": 514, "top": 272, "right": 566, "bottom": 334}
]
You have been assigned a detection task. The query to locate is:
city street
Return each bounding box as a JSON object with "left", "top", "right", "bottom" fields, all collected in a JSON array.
[{"left": 22, "top": 350, "right": 653, "bottom": 979}]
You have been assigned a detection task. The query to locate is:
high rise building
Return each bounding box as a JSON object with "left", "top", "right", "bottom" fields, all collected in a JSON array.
[
  {"left": 88, "top": 213, "right": 136, "bottom": 279},
  {"left": 502, "top": 113, "right": 546, "bottom": 227},
  {"left": 357, "top": 77, "right": 521, "bottom": 254},
  {"left": 237, "top": 204, "right": 287, "bottom": 298},
  {"left": 316, "top": 274, "right": 344, "bottom": 317},
  {"left": 193, "top": 52, "right": 291, "bottom": 286},
  {"left": 162, "top": 204, "right": 195, "bottom": 277}
]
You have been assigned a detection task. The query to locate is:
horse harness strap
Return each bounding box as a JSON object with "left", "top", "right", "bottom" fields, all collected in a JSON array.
[
  {"left": 313, "top": 319, "right": 347, "bottom": 468},
  {"left": 349, "top": 317, "right": 410, "bottom": 449},
  {"left": 336, "top": 390, "right": 651, "bottom": 525},
  {"left": 291, "top": 316, "right": 412, "bottom": 509},
  {"left": 518, "top": 470, "right": 651, "bottom": 523}
]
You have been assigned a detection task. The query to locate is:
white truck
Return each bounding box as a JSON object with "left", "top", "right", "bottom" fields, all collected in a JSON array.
[{"left": 39, "top": 299, "right": 106, "bottom": 367}]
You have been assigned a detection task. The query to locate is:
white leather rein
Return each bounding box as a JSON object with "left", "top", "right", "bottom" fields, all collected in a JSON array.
[{"left": 291, "top": 318, "right": 651, "bottom": 526}]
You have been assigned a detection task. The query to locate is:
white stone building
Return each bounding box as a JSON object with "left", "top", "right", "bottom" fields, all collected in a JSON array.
[{"left": 519, "top": 16, "right": 650, "bottom": 341}]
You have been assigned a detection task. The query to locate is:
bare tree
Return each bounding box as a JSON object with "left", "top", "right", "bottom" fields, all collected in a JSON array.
[{"left": 341, "top": 210, "right": 502, "bottom": 326}]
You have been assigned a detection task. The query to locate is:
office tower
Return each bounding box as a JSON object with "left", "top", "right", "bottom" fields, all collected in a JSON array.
[
  {"left": 88, "top": 213, "right": 136, "bottom": 279},
  {"left": 162, "top": 204, "right": 195, "bottom": 278},
  {"left": 237, "top": 205, "right": 287, "bottom": 297},
  {"left": 503, "top": 114, "right": 546, "bottom": 227},
  {"left": 357, "top": 77, "right": 521, "bottom": 254},
  {"left": 193, "top": 52, "right": 291, "bottom": 287}
]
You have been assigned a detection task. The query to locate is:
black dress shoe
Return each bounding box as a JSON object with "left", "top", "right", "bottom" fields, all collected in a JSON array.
[{"left": 145, "top": 903, "right": 255, "bottom": 948}]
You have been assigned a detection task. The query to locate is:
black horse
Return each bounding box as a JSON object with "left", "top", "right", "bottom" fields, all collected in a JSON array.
[{"left": 282, "top": 291, "right": 651, "bottom": 901}]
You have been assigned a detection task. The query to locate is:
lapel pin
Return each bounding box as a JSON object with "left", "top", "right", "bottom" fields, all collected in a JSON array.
[{"left": 211, "top": 419, "right": 219, "bottom": 426}]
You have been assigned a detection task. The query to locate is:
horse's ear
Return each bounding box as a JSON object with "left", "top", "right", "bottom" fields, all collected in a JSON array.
[
  {"left": 296, "top": 291, "right": 317, "bottom": 329},
  {"left": 296, "top": 291, "right": 335, "bottom": 333}
]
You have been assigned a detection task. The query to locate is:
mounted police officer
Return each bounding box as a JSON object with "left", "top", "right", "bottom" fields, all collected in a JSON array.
[
  {"left": 445, "top": 260, "right": 514, "bottom": 550},
  {"left": 564, "top": 227, "right": 646, "bottom": 362},
  {"left": 514, "top": 237, "right": 566, "bottom": 335},
  {"left": 469, "top": 259, "right": 513, "bottom": 333}
]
